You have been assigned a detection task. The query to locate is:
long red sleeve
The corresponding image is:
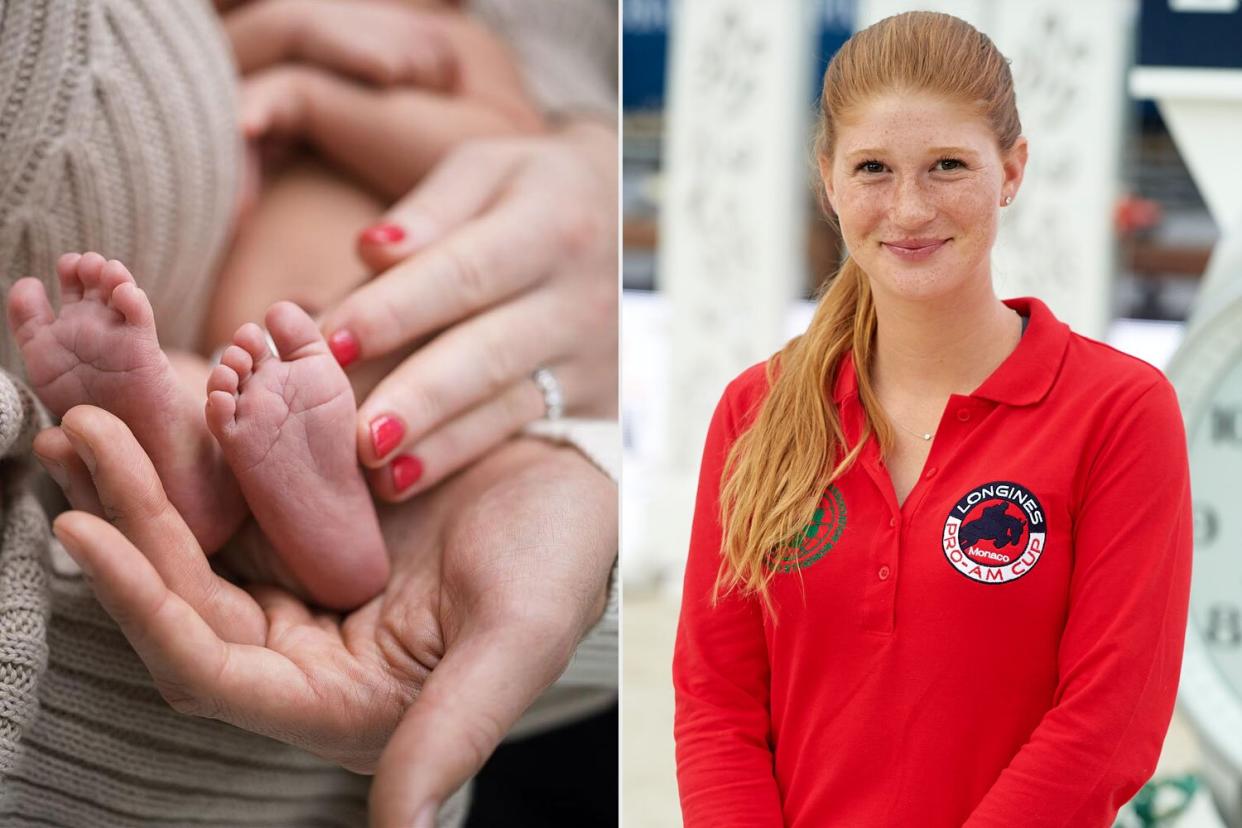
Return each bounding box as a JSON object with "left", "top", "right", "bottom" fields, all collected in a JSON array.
[
  {"left": 673, "top": 369, "right": 784, "bottom": 827},
  {"left": 965, "top": 379, "right": 1192, "bottom": 826}
]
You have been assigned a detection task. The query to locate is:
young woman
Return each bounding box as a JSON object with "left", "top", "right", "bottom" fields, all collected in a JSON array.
[{"left": 673, "top": 12, "right": 1192, "bottom": 827}]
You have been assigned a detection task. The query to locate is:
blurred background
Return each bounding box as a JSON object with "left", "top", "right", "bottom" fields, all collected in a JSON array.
[{"left": 621, "top": 1, "right": 1242, "bottom": 826}]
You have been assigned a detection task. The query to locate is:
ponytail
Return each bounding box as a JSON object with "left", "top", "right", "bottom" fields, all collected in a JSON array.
[{"left": 714, "top": 256, "right": 891, "bottom": 608}]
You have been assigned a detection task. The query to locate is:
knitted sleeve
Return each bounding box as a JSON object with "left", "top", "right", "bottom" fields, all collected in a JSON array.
[
  {"left": 503, "top": 418, "right": 617, "bottom": 740},
  {"left": 470, "top": 0, "right": 617, "bottom": 121},
  {"left": 0, "top": 368, "right": 52, "bottom": 777},
  {"left": 524, "top": 418, "right": 619, "bottom": 691}
]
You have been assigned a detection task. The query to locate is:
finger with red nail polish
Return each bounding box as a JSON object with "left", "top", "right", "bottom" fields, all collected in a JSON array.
[
  {"left": 370, "top": 414, "right": 406, "bottom": 461},
  {"left": 358, "top": 223, "right": 406, "bottom": 246},
  {"left": 327, "top": 329, "right": 360, "bottom": 367},
  {"left": 391, "top": 455, "right": 423, "bottom": 494}
]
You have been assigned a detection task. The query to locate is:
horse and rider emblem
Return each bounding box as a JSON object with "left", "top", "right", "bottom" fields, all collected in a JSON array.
[{"left": 942, "top": 481, "right": 1046, "bottom": 584}]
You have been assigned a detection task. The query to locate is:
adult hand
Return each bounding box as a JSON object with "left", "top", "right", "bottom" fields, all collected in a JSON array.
[
  {"left": 222, "top": 0, "right": 458, "bottom": 93},
  {"left": 316, "top": 121, "right": 619, "bottom": 502},
  {"left": 222, "top": 0, "right": 543, "bottom": 207},
  {"left": 224, "top": 0, "right": 537, "bottom": 139},
  {"left": 40, "top": 404, "right": 617, "bottom": 825}
]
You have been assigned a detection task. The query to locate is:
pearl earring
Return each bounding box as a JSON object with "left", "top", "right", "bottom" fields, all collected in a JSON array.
[{"left": 1003, "top": 195, "right": 1013, "bottom": 206}]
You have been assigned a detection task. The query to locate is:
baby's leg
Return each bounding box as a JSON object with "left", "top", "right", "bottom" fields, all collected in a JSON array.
[
  {"left": 206, "top": 302, "right": 389, "bottom": 610},
  {"left": 7, "top": 253, "right": 246, "bottom": 552},
  {"left": 167, "top": 350, "right": 214, "bottom": 397},
  {"left": 202, "top": 153, "right": 383, "bottom": 351},
  {"left": 203, "top": 153, "right": 409, "bottom": 404}
]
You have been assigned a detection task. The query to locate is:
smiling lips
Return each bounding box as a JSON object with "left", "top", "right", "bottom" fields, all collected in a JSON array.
[{"left": 882, "top": 238, "right": 949, "bottom": 260}]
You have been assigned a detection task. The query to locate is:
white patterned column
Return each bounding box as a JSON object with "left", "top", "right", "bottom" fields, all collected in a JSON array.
[
  {"left": 858, "top": 0, "right": 1132, "bottom": 339},
  {"left": 630, "top": 1, "right": 814, "bottom": 590}
]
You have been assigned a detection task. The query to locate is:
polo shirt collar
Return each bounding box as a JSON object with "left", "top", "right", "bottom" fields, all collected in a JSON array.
[
  {"left": 831, "top": 296, "right": 1070, "bottom": 408},
  {"left": 970, "top": 297, "right": 1070, "bottom": 406}
]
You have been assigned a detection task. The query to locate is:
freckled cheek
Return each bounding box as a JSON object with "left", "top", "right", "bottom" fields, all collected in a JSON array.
[
  {"left": 941, "top": 187, "right": 999, "bottom": 224},
  {"left": 957, "top": 203, "right": 1000, "bottom": 248},
  {"left": 837, "top": 219, "right": 874, "bottom": 255},
  {"left": 834, "top": 191, "right": 888, "bottom": 246}
]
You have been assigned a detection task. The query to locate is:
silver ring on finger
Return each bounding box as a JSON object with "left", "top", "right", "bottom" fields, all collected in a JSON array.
[{"left": 531, "top": 367, "right": 564, "bottom": 420}]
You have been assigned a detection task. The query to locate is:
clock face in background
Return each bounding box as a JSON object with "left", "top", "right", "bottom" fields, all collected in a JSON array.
[
  {"left": 1173, "top": 297, "right": 1242, "bottom": 768},
  {"left": 1188, "top": 346, "right": 1242, "bottom": 700}
]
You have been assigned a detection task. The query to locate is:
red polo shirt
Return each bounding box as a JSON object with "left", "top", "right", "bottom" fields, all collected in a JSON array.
[{"left": 673, "top": 297, "right": 1192, "bottom": 827}]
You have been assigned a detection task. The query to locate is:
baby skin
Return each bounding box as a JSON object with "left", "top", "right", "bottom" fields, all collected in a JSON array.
[{"left": 7, "top": 252, "right": 388, "bottom": 610}]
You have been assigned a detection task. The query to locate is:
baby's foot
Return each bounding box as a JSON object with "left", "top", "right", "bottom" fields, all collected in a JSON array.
[
  {"left": 7, "top": 253, "right": 245, "bottom": 551},
  {"left": 206, "top": 302, "right": 389, "bottom": 610}
]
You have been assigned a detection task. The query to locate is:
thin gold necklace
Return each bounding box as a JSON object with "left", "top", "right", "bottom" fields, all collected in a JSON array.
[
  {"left": 888, "top": 409, "right": 934, "bottom": 441},
  {"left": 875, "top": 394, "right": 935, "bottom": 441}
]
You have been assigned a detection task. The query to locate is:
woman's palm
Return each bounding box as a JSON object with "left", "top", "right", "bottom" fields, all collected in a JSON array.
[{"left": 49, "top": 407, "right": 615, "bottom": 793}]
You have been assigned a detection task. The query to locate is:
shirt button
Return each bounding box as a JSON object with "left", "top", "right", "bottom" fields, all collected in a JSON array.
[
  {"left": 878, "top": 565, "right": 891, "bottom": 580},
  {"left": 957, "top": 408, "right": 971, "bottom": 422},
  {"left": 924, "top": 466, "right": 938, "bottom": 479},
  {"left": 889, "top": 517, "right": 897, "bottom": 528}
]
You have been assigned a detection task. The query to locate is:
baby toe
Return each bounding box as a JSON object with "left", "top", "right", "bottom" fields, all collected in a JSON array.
[
  {"left": 207, "top": 363, "right": 239, "bottom": 398},
  {"left": 205, "top": 388, "right": 239, "bottom": 438},
  {"left": 56, "top": 253, "right": 85, "bottom": 302},
  {"left": 76, "top": 252, "right": 107, "bottom": 297},
  {"left": 219, "top": 344, "right": 253, "bottom": 383},
  {"left": 100, "top": 259, "right": 137, "bottom": 296},
  {"left": 233, "top": 322, "right": 273, "bottom": 365},
  {"left": 6, "top": 278, "right": 55, "bottom": 346},
  {"left": 109, "top": 282, "right": 155, "bottom": 328},
  {"left": 265, "top": 301, "right": 325, "bottom": 361}
]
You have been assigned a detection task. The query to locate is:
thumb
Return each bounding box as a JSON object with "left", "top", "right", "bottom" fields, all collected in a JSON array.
[{"left": 368, "top": 623, "right": 572, "bottom": 828}]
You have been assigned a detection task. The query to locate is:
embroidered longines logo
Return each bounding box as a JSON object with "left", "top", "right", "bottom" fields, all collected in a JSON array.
[
  {"left": 770, "top": 485, "right": 848, "bottom": 573},
  {"left": 942, "top": 480, "right": 1047, "bottom": 584}
]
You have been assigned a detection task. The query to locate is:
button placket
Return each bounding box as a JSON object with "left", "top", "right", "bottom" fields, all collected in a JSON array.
[{"left": 861, "top": 510, "right": 900, "bottom": 635}]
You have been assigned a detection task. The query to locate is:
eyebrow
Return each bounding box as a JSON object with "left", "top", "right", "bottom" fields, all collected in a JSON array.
[{"left": 846, "top": 146, "right": 980, "bottom": 159}]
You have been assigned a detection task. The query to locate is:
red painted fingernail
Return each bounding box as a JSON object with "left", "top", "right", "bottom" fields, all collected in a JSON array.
[
  {"left": 391, "top": 454, "right": 423, "bottom": 493},
  {"left": 327, "top": 328, "right": 360, "bottom": 367},
  {"left": 370, "top": 415, "right": 406, "bottom": 458},
  {"left": 358, "top": 223, "right": 405, "bottom": 246}
]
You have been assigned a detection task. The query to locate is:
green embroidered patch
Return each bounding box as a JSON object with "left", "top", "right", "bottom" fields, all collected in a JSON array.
[{"left": 770, "top": 484, "right": 848, "bottom": 573}]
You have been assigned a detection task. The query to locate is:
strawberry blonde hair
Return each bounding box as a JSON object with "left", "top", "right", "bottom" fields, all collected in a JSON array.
[{"left": 715, "top": 12, "right": 1022, "bottom": 606}]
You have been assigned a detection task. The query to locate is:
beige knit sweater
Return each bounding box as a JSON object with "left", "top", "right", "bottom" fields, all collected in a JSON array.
[
  {"left": 0, "top": 0, "right": 618, "bottom": 824},
  {"left": 472, "top": 0, "right": 617, "bottom": 120}
]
